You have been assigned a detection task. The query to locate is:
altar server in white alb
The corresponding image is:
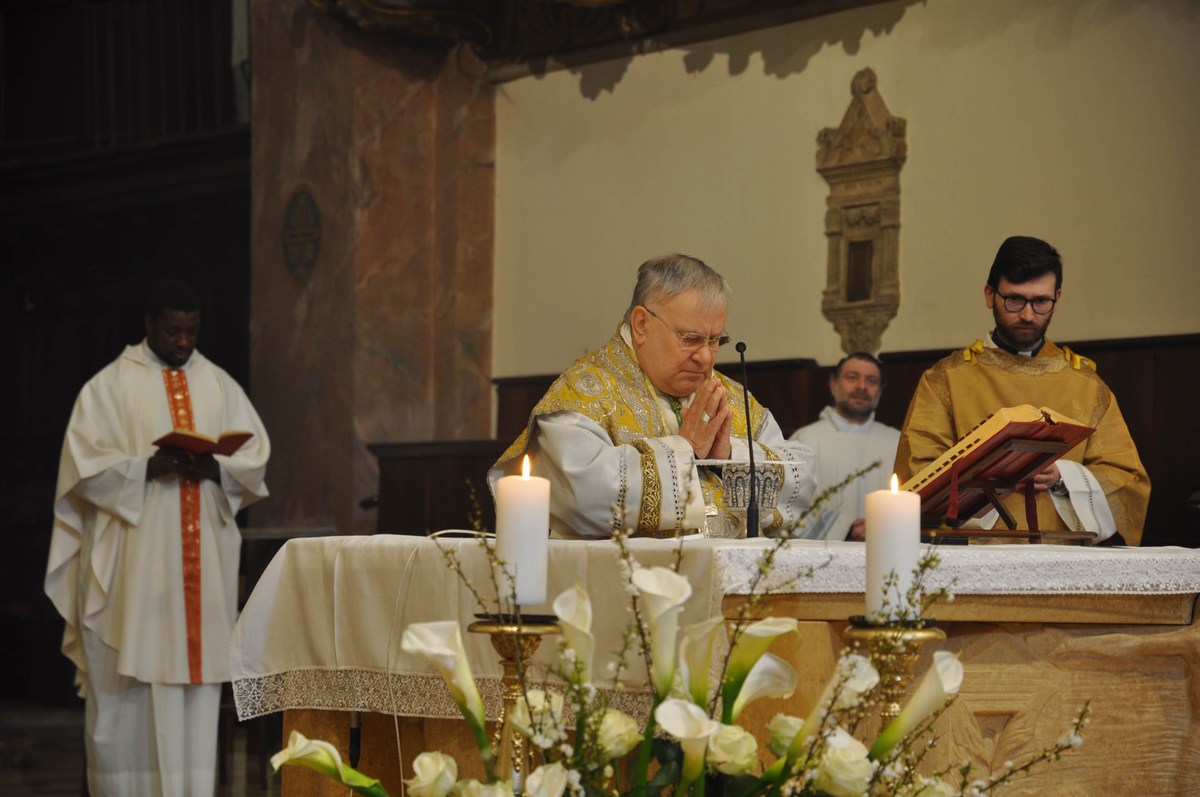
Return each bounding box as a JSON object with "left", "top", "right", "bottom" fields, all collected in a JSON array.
[
  {"left": 789, "top": 352, "right": 900, "bottom": 541},
  {"left": 44, "top": 281, "right": 270, "bottom": 797},
  {"left": 490, "top": 253, "right": 817, "bottom": 539}
]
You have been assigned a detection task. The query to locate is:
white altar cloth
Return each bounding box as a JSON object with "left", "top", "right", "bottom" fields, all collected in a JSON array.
[{"left": 229, "top": 535, "right": 1200, "bottom": 721}]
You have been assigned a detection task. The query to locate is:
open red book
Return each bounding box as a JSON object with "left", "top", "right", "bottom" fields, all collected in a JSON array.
[
  {"left": 152, "top": 428, "right": 253, "bottom": 457},
  {"left": 901, "top": 405, "right": 1095, "bottom": 528}
]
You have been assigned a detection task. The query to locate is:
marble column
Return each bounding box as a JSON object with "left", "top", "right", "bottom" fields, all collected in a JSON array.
[{"left": 249, "top": 2, "right": 494, "bottom": 535}]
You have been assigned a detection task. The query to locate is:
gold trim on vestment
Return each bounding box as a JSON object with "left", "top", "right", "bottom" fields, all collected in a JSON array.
[{"left": 494, "top": 328, "right": 770, "bottom": 535}]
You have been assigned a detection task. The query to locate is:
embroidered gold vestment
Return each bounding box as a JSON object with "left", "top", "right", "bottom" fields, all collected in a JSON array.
[
  {"left": 894, "top": 339, "right": 1150, "bottom": 543},
  {"left": 493, "top": 329, "right": 814, "bottom": 539}
]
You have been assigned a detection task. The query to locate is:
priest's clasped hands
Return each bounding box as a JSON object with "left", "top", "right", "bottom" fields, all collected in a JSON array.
[
  {"left": 147, "top": 447, "right": 221, "bottom": 483},
  {"left": 679, "top": 375, "right": 733, "bottom": 460}
]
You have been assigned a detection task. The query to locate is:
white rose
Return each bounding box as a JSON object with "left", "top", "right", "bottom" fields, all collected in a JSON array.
[
  {"left": 765, "top": 714, "right": 804, "bottom": 757},
  {"left": 525, "top": 762, "right": 570, "bottom": 797},
  {"left": 405, "top": 752, "right": 459, "bottom": 797},
  {"left": 705, "top": 724, "right": 758, "bottom": 776},
  {"left": 813, "top": 728, "right": 877, "bottom": 797},
  {"left": 453, "top": 779, "right": 514, "bottom": 797},
  {"left": 596, "top": 709, "right": 641, "bottom": 759},
  {"left": 510, "top": 690, "right": 565, "bottom": 738}
]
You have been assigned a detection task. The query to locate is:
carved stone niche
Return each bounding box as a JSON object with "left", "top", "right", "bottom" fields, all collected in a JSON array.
[{"left": 816, "top": 68, "right": 906, "bottom": 355}]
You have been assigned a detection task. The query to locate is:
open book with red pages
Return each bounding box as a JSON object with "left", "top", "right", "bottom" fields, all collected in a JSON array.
[
  {"left": 152, "top": 428, "right": 253, "bottom": 457},
  {"left": 901, "top": 405, "right": 1095, "bottom": 529}
]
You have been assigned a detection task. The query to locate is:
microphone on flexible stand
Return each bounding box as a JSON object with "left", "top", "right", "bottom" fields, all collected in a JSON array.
[{"left": 736, "top": 341, "right": 758, "bottom": 537}]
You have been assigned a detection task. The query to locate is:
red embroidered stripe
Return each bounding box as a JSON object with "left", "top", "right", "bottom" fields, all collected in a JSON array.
[{"left": 162, "top": 368, "right": 204, "bottom": 684}]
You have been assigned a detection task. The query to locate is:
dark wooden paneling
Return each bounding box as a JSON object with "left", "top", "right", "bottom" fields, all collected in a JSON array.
[
  {"left": 494, "top": 375, "right": 555, "bottom": 442},
  {"left": 369, "top": 440, "right": 510, "bottom": 536}
]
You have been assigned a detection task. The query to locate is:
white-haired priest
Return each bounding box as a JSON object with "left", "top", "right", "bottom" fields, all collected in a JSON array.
[{"left": 489, "top": 253, "right": 817, "bottom": 540}]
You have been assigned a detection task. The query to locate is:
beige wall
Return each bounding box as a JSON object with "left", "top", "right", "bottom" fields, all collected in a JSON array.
[{"left": 493, "top": 0, "right": 1200, "bottom": 377}]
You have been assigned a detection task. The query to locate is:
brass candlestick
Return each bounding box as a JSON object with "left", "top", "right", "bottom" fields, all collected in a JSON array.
[
  {"left": 844, "top": 619, "right": 946, "bottom": 722},
  {"left": 468, "top": 616, "right": 560, "bottom": 794}
]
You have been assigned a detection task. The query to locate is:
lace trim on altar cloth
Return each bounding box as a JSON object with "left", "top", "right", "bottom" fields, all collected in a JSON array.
[
  {"left": 232, "top": 669, "right": 654, "bottom": 723},
  {"left": 713, "top": 545, "right": 1200, "bottom": 596}
]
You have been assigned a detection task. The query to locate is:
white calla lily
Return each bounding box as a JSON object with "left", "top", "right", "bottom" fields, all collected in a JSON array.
[
  {"left": 870, "top": 650, "right": 963, "bottom": 760},
  {"left": 677, "top": 616, "right": 725, "bottom": 707},
  {"left": 632, "top": 566, "right": 693, "bottom": 697},
  {"left": 552, "top": 583, "right": 595, "bottom": 685},
  {"left": 401, "top": 621, "right": 487, "bottom": 729},
  {"left": 270, "top": 730, "right": 388, "bottom": 797},
  {"left": 401, "top": 620, "right": 493, "bottom": 779},
  {"left": 655, "top": 698, "right": 720, "bottom": 788},
  {"left": 722, "top": 616, "right": 799, "bottom": 721},
  {"left": 729, "top": 652, "right": 797, "bottom": 721}
]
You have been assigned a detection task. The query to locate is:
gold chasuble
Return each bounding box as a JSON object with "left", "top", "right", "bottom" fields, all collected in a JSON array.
[
  {"left": 494, "top": 329, "right": 807, "bottom": 539},
  {"left": 895, "top": 339, "right": 1150, "bottom": 544}
]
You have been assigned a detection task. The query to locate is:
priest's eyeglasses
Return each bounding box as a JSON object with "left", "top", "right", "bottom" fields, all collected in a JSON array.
[
  {"left": 998, "top": 293, "right": 1057, "bottom": 315},
  {"left": 643, "top": 306, "right": 731, "bottom": 351}
]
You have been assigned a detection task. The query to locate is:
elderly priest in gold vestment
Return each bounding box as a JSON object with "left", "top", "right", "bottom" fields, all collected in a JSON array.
[
  {"left": 490, "top": 254, "right": 817, "bottom": 539},
  {"left": 894, "top": 236, "right": 1150, "bottom": 544}
]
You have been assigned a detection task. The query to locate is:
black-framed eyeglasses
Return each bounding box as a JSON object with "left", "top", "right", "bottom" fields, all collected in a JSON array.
[
  {"left": 998, "top": 293, "right": 1057, "bottom": 315},
  {"left": 643, "top": 306, "right": 731, "bottom": 351}
]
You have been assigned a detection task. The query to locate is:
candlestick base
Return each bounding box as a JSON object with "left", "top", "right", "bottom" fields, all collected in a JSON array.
[
  {"left": 844, "top": 618, "right": 946, "bottom": 722},
  {"left": 468, "top": 617, "right": 561, "bottom": 795}
]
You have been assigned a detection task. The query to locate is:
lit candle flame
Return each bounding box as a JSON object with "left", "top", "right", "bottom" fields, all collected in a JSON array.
[
  {"left": 890, "top": 473, "right": 899, "bottom": 493},
  {"left": 522, "top": 454, "right": 531, "bottom": 480}
]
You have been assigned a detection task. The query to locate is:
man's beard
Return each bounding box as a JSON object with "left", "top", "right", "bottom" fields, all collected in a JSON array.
[
  {"left": 993, "top": 306, "right": 1051, "bottom": 351},
  {"left": 836, "top": 394, "right": 876, "bottom": 422}
]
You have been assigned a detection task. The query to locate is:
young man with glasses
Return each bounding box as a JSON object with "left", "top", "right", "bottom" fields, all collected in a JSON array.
[
  {"left": 893, "top": 236, "right": 1150, "bottom": 544},
  {"left": 490, "top": 253, "right": 816, "bottom": 539}
]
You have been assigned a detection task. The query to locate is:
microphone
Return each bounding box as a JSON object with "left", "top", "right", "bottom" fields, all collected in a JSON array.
[
  {"left": 736, "top": 342, "right": 758, "bottom": 537},
  {"left": 349, "top": 709, "right": 361, "bottom": 767}
]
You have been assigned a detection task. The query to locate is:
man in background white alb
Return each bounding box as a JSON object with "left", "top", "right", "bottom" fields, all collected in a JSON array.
[{"left": 789, "top": 352, "right": 899, "bottom": 541}]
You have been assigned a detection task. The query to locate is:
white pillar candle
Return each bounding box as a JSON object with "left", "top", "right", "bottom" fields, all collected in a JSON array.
[
  {"left": 864, "top": 474, "right": 921, "bottom": 623},
  {"left": 495, "top": 454, "right": 550, "bottom": 606}
]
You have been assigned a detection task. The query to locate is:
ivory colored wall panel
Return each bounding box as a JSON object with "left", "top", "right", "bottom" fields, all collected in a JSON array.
[{"left": 494, "top": 0, "right": 1200, "bottom": 377}]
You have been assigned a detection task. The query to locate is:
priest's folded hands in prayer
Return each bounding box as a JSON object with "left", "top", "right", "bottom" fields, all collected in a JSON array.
[{"left": 679, "top": 375, "right": 733, "bottom": 460}]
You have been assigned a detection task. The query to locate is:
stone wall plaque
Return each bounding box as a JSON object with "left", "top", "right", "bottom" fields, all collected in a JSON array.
[{"left": 815, "top": 67, "right": 906, "bottom": 355}]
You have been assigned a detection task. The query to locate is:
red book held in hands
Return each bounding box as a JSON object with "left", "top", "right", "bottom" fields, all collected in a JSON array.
[{"left": 153, "top": 429, "right": 253, "bottom": 457}]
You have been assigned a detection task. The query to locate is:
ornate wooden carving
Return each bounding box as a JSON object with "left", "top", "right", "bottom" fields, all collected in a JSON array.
[{"left": 816, "top": 67, "right": 906, "bottom": 355}]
